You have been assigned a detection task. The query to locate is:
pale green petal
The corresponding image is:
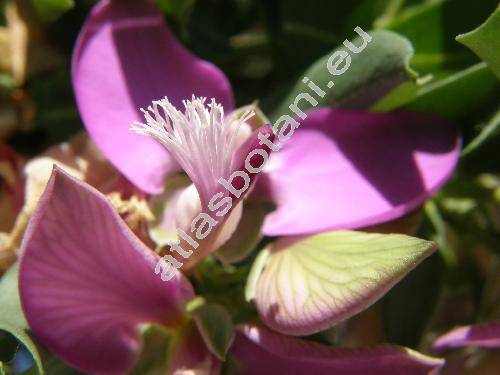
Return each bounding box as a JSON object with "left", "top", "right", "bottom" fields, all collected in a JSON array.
[{"left": 247, "top": 231, "right": 436, "bottom": 335}]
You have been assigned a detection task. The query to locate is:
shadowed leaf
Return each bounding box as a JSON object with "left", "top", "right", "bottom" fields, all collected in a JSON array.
[
  {"left": 456, "top": 8, "right": 500, "bottom": 80},
  {"left": 192, "top": 303, "right": 234, "bottom": 360}
]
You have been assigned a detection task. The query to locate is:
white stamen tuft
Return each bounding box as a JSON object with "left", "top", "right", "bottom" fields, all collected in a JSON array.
[{"left": 131, "top": 96, "right": 254, "bottom": 205}]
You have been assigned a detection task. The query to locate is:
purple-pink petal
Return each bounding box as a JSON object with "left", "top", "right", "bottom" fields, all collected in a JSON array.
[
  {"left": 433, "top": 321, "right": 500, "bottom": 352},
  {"left": 18, "top": 167, "right": 194, "bottom": 375},
  {"left": 72, "top": 0, "right": 234, "bottom": 194},
  {"left": 261, "top": 109, "right": 460, "bottom": 236},
  {"left": 230, "top": 324, "right": 444, "bottom": 374}
]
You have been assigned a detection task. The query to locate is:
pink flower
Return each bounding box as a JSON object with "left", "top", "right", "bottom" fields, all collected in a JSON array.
[
  {"left": 72, "top": 0, "right": 460, "bottom": 237},
  {"left": 17, "top": 0, "right": 463, "bottom": 373}
]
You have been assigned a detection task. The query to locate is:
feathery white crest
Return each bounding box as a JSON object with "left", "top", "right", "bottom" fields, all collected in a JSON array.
[{"left": 131, "top": 96, "right": 254, "bottom": 205}]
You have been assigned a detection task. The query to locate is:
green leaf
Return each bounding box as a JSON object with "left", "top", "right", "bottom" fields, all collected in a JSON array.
[
  {"left": 32, "top": 0, "right": 74, "bottom": 22},
  {"left": 370, "top": 80, "right": 419, "bottom": 112},
  {"left": 270, "top": 29, "right": 416, "bottom": 120},
  {"left": 385, "top": 0, "right": 499, "bottom": 74},
  {"left": 373, "top": 0, "right": 406, "bottom": 29},
  {"left": 424, "top": 200, "right": 457, "bottom": 269},
  {"left": 462, "top": 108, "right": 500, "bottom": 156},
  {"left": 247, "top": 231, "right": 436, "bottom": 335},
  {"left": 191, "top": 303, "right": 234, "bottom": 360},
  {"left": 0, "top": 264, "right": 44, "bottom": 374},
  {"left": 456, "top": 7, "right": 500, "bottom": 80},
  {"left": 369, "top": 2, "right": 499, "bottom": 114},
  {"left": 403, "top": 63, "right": 498, "bottom": 119}
]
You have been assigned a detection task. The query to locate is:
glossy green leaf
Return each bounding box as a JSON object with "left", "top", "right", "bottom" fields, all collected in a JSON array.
[
  {"left": 372, "top": 2, "right": 499, "bottom": 116},
  {"left": 0, "top": 264, "right": 44, "bottom": 374},
  {"left": 32, "top": 0, "right": 74, "bottom": 22},
  {"left": 270, "top": 29, "right": 416, "bottom": 120},
  {"left": 247, "top": 231, "right": 436, "bottom": 336},
  {"left": 385, "top": 0, "right": 499, "bottom": 74},
  {"left": 192, "top": 303, "right": 234, "bottom": 360},
  {"left": 403, "top": 63, "right": 498, "bottom": 119},
  {"left": 456, "top": 7, "right": 500, "bottom": 80}
]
